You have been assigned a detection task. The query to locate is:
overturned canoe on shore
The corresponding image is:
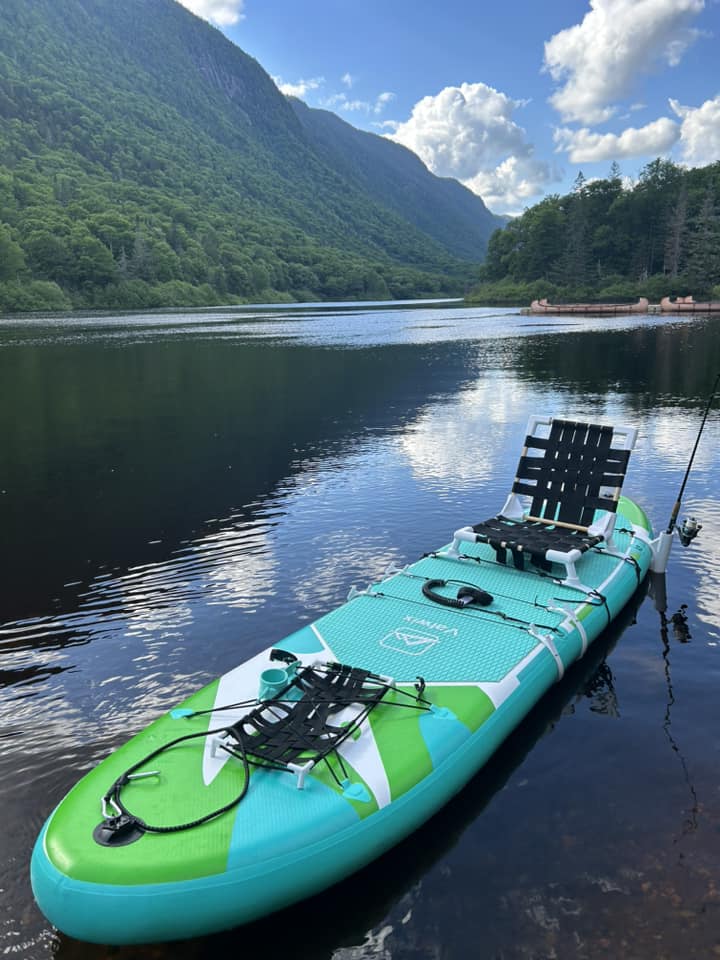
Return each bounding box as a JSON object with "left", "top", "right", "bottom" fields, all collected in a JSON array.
[
  {"left": 529, "top": 297, "right": 649, "bottom": 315},
  {"left": 660, "top": 296, "right": 720, "bottom": 313}
]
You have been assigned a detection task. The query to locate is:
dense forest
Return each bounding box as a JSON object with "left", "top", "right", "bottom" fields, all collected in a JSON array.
[
  {"left": 468, "top": 159, "right": 720, "bottom": 305},
  {"left": 0, "top": 0, "right": 502, "bottom": 313}
]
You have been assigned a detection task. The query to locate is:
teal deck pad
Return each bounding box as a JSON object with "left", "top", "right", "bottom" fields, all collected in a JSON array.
[{"left": 317, "top": 589, "right": 540, "bottom": 683}]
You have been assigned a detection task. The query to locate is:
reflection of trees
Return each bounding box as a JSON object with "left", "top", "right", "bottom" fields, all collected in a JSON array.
[
  {"left": 0, "top": 661, "right": 72, "bottom": 692},
  {"left": 512, "top": 319, "right": 720, "bottom": 410}
]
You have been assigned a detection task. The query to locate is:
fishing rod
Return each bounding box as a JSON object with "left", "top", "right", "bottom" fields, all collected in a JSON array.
[{"left": 665, "top": 370, "right": 720, "bottom": 538}]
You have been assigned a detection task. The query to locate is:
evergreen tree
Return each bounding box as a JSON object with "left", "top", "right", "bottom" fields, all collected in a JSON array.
[
  {"left": 636, "top": 159, "right": 683, "bottom": 278},
  {"left": 663, "top": 186, "right": 687, "bottom": 278},
  {"left": 685, "top": 186, "right": 720, "bottom": 293},
  {"left": 129, "top": 230, "right": 153, "bottom": 281},
  {"left": 552, "top": 193, "right": 590, "bottom": 288}
]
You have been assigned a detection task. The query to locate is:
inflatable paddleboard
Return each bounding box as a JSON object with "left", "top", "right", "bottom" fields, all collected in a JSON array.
[{"left": 31, "top": 420, "right": 657, "bottom": 944}]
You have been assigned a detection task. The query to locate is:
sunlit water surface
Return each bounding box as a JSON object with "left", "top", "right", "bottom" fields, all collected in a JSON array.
[{"left": 1, "top": 302, "right": 719, "bottom": 959}]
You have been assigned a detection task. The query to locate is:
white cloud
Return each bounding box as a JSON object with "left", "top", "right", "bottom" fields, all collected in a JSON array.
[
  {"left": 671, "top": 95, "right": 720, "bottom": 166},
  {"left": 177, "top": 0, "right": 245, "bottom": 26},
  {"left": 462, "top": 156, "right": 556, "bottom": 214},
  {"left": 544, "top": 0, "right": 705, "bottom": 124},
  {"left": 619, "top": 103, "right": 648, "bottom": 119},
  {"left": 273, "top": 76, "right": 324, "bottom": 98},
  {"left": 321, "top": 93, "right": 370, "bottom": 112},
  {"left": 554, "top": 116, "right": 680, "bottom": 161},
  {"left": 374, "top": 92, "right": 395, "bottom": 114},
  {"left": 387, "top": 82, "right": 557, "bottom": 214},
  {"left": 341, "top": 73, "right": 355, "bottom": 88},
  {"left": 319, "top": 91, "right": 395, "bottom": 115},
  {"left": 389, "top": 83, "right": 525, "bottom": 178}
]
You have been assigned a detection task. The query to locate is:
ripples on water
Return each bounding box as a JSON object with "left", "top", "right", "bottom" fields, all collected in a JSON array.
[
  {"left": 1, "top": 302, "right": 719, "bottom": 959},
  {"left": 0, "top": 300, "right": 684, "bottom": 349}
]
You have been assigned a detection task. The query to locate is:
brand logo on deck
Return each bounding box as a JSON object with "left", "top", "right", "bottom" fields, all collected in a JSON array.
[{"left": 379, "top": 628, "right": 436, "bottom": 657}]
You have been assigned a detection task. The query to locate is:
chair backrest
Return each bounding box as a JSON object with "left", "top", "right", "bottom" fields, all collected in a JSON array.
[{"left": 511, "top": 417, "right": 634, "bottom": 526}]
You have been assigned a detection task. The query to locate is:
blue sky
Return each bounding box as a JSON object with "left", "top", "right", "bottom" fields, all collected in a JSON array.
[{"left": 178, "top": 0, "right": 720, "bottom": 215}]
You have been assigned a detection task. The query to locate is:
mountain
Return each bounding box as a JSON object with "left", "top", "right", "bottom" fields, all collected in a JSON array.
[
  {"left": 0, "top": 0, "right": 502, "bottom": 311},
  {"left": 289, "top": 99, "right": 503, "bottom": 262}
]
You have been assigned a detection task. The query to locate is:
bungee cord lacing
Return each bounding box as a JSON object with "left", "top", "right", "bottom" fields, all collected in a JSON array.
[{"left": 95, "top": 658, "right": 429, "bottom": 845}]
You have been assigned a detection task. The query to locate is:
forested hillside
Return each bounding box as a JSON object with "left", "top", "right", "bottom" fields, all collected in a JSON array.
[
  {"left": 0, "top": 0, "right": 501, "bottom": 313},
  {"left": 289, "top": 99, "right": 502, "bottom": 262},
  {"left": 468, "top": 160, "right": 720, "bottom": 304}
]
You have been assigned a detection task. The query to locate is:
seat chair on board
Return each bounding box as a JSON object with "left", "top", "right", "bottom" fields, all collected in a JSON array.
[{"left": 446, "top": 416, "right": 638, "bottom": 592}]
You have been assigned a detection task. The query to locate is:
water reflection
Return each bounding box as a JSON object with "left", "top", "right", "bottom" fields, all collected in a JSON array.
[
  {"left": 661, "top": 624, "right": 700, "bottom": 838},
  {"left": 1, "top": 305, "right": 719, "bottom": 959},
  {"left": 400, "top": 374, "right": 520, "bottom": 490}
]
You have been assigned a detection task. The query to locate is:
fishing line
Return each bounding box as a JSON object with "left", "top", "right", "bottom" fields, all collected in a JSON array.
[{"left": 666, "top": 371, "right": 720, "bottom": 535}]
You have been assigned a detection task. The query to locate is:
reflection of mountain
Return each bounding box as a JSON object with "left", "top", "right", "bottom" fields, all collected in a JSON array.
[
  {"left": 53, "top": 584, "right": 647, "bottom": 960},
  {"left": 5, "top": 311, "right": 718, "bottom": 628},
  {"left": 1, "top": 332, "right": 478, "bottom": 620}
]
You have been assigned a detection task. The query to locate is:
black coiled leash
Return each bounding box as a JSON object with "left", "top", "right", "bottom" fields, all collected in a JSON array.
[{"left": 422, "top": 578, "right": 494, "bottom": 609}]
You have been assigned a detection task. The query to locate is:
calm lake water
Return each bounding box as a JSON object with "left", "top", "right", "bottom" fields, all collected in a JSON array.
[{"left": 1, "top": 301, "right": 719, "bottom": 959}]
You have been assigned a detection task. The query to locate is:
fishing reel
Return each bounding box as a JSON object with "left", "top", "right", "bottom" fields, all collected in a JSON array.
[{"left": 677, "top": 516, "right": 702, "bottom": 547}]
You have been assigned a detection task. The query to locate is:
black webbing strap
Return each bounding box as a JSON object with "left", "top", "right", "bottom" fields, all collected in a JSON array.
[
  {"left": 471, "top": 516, "right": 603, "bottom": 571},
  {"left": 225, "top": 663, "right": 389, "bottom": 767},
  {"left": 511, "top": 419, "right": 630, "bottom": 526}
]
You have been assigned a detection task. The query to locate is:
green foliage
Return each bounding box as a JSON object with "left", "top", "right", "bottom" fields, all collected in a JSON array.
[
  {"left": 0, "top": 223, "right": 25, "bottom": 280},
  {"left": 80, "top": 279, "right": 226, "bottom": 310},
  {"left": 0, "top": 0, "right": 490, "bottom": 313},
  {"left": 0, "top": 279, "right": 71, "bottom": 311},
  {"left": 464, "top": 278, "right": 561, "bottom": 305},
  {"left": 471, "top": 158, "right": 720, "bottom": 304}
]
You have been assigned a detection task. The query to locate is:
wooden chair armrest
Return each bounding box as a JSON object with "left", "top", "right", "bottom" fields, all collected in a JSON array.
[{"left": 525, "top": 514, "right": 589, "bottom": 533}]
